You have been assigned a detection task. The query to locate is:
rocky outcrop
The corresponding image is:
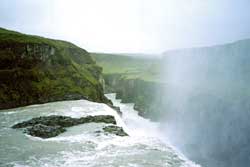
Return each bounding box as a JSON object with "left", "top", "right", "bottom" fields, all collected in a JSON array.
[
  {"left": 0, "top": 27, "right": 111, "bottom": 110},
  {"left": 12, "top": 115, "right": 117, "bottom": 128},
  {"left": 25, "top": 124, "right": 66, "bottom": 138},
  {"left": 103, "top": 125, "right": 128, "bottom": 136},
  {"left": 12, "top": 115, "right": 125, "bottom": 138},
  {"left": 91, "top": 52, "right": 163, "bottom": 121},
  {"left": 107, "top": 104, "right": 122, "bottom": 116},
  {"left": 104, "top": 74, "right": 164, "bottom": 121}
]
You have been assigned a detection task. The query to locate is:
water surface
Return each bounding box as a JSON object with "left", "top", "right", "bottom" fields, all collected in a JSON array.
[{"left": 0, "top": 94, "right": 200, "bottom": 167}]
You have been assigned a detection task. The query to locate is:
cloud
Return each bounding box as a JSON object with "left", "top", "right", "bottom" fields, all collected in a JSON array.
[{"left": 0, "top": 0, "right": 249, "bottom": 53}]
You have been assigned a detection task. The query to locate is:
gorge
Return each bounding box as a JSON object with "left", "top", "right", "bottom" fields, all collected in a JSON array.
[
  {"left": 93, "top": 39, "right": 250, "bottom": 167},
  {"left": 1, "top": 27, "right": 250, "bottom": 167},
  {"left": 1, "top": 0, "right": 250, "bottom": 166},
  {"left": 0, "top": 27, "right": 199, "bottom": 167}
]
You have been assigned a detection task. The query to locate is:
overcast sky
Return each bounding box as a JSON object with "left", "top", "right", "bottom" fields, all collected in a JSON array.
[{"left": 1, "top": 0, "right": 250, "bottom": 53}]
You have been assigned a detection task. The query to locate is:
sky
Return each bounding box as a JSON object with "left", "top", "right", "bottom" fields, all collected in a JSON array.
[{"left": 0, "top": 0, "right": 250, "bottom": 53}]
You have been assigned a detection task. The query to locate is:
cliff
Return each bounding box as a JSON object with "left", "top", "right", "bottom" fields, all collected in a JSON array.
[
  {"left": 104, "top": 74, "right": 164, "bottom": 120},
  {"left": 161, "top": 38, "right": 250, "bottom": 167},
  {"left": 92, "top": 53, "right": 163, "bottom": 121},
  {"left": 0, "top": 28, "right": 110, "bottom": 110}
]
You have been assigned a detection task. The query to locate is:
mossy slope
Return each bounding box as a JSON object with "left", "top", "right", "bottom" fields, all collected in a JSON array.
[
  {"left": 91, "top": 53, "right": 161, "bottom": 81},
  {"left": 0, "top": 28, "right": 109, "bottom": 110}
]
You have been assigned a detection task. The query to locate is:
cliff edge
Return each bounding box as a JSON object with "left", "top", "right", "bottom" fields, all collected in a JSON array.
[{"left": 0, "top": 28, "right": 110, "bottom": 109}]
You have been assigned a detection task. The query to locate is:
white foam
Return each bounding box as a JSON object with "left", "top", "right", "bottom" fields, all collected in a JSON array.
[
  {"left": 1, "top": 94, "right": 201, "bottom": 167},
  {"left": 105, "top": 93, "right": 201, "bottom": 167}
]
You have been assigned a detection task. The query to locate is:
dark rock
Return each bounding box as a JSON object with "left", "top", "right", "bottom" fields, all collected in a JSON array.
[
  {"left": 12, "top": 115, "right": 119, "bottom": 138},
  {"left": 78, "top": 115, "right": 117, "bottom": 125},
  {"left": 103, "top": 73, "right": 164, "bottom": 121},
  {"left": 103, "top": 125, "right": 128, "bottom": 136},
  {"left": 94, "top": 130, "right": 102, "bottom": 133},
  {"left": 25, "top": 124, "right": 66, "bottom": 138},
  {"left": 108, "top": 104, "right": 122, "bottom": 116},
  {"left": 12, "top": 115, "right": 117, "bottom": 129},
  {"left": 12, "top": 115, "right": 79, "bottom": 128}
]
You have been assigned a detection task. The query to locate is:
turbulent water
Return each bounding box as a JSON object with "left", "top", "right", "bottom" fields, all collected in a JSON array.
[{"left": 0, "top": 94, "right": 200, "bottom": 167}]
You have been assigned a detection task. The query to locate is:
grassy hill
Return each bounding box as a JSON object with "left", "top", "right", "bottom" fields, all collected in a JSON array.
[
  {"left": 91, "top": 52, "right": 161, "bottom": 82},
  {"left": 0, "top": 28, "right": 109, "bottom": 109}
]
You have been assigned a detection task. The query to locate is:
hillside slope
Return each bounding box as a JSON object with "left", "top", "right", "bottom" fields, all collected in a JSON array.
[
  {"left": 92, "top": 53, "right": 163, "bottom": 120},
  {"left": 91, "top": 53, "right": 161, "bottom": 81},
  {"left": 0, "top": 28, "right": 109, "bottom": 110}
]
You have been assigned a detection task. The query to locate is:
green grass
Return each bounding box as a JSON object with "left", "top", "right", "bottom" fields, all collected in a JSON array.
[
  {"left": 0, "top": 27, "right": 109, "bottom": 109},
  {"left": 91, "top": 53, "right": 161, "bottom": 82},
  {"left": 0, "top": 27, "right": 80, "bottom": 49}
]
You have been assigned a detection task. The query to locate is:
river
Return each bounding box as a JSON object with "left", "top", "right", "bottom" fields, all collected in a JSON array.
[{"left": 0, "top": 93, "right": 200, "bottom": 167}]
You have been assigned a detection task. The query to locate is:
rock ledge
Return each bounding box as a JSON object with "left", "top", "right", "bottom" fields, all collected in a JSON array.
[{"left": 12, "top": 115, "right": 128, "bottom": 138}]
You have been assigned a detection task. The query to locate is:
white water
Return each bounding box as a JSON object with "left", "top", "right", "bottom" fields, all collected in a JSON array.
[{"left": 0, "top": 94, "right": 200, "bottom": 167}]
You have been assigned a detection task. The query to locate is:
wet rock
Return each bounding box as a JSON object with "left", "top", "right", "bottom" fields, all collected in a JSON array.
[
  {"left": 108, "top": 104, "right": 122, "bottom": 116},
  {"left": 103, "top": 125, "right": 128, "bottom": 136},
  {"left": 25, "top": 124, "right": 66, "bottom": 138},
  {"left": 103, "top": 73, "right": 164, "bottom": 121},
  {"left": 78, "top": 115, "right": 117, "bottom": 125},
  {"left": 12, "top": 115, "right": 78, "bottom": 128},
  {"left": 12, "top": 115, "right": 116, "bottom": 129},
  {"left": 12, "top": 115, "right": 118, "bottom": 138}
]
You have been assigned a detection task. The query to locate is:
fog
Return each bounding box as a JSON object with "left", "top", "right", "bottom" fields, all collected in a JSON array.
[
  {"left": 1, "top": 0, "right": 250, "bottom": 53},
  {"left": 160, "top": 40, "right": 250, "bottom": 167},
  {"left": 1, "top": 1, "right": 250, "bottom": 166}
]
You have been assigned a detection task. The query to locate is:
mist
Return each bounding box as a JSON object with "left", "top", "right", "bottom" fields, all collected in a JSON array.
[
  {"left": 1, "top": 1, "right": 250, "bottom": 166},
  {"left": 160, "top": 39, "right": 250, "bottom": 167},
  {"left": 1, "top": 0, "right": 250, "bottom": 53}
]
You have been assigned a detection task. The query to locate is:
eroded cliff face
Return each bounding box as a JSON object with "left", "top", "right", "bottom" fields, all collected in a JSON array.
[
  {"left": 0, "top": 28, "right": 110, "bottom": 110},
  {"left": 104, "top": 74, "right": 164, "bottom": 121}
]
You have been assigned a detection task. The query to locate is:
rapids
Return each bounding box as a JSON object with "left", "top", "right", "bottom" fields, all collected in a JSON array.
[{"left": 0, "top": 94, "right": 200, "bottom": 167}]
